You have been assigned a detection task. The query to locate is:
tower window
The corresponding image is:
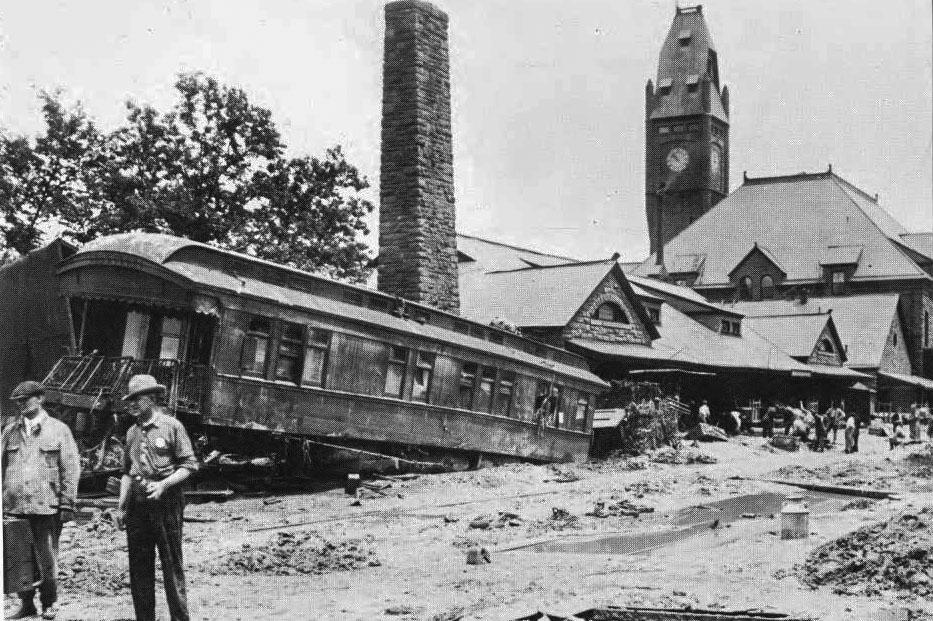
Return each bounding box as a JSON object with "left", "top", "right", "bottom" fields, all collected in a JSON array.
[
  {"left": 678, "top": 29, "right": 692, "bottom": 44},
  {"left": 659, "top": 126, "right": 670, "bottom": 135},
  {"left": 686, "top": 74, "right": 700, "bottom": 90},
  {"left": 760, "top": 275, "right": 775, "bottom": 299}
]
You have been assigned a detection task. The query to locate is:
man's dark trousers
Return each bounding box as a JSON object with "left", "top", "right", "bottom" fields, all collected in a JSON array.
[
  {"left": 126, "top": 489, "right": 189, "bottom": 621},
  {"left": 17, "top": 514, "right": 62, "bottom": 609}
]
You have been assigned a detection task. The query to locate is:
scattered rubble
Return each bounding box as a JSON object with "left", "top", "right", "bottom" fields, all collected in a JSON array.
[
  {"left": 210, "top": 531, "right": 380, "bottom": 576},
  {"left": 687, "top": 423, "right": 729, "bottom": 442},
  {"left": 799, "top": 507, "right": 933, "bottom": 598},
  {"left": 839, "top": 498, "right": 876, "bottom": 511},
  {"left": 59, "top": 554, "right": 130, "bottom": 596},
  {"left": 586, "top": 498, "right": 655, "bottom": 519},
  {"left": 649, "top": 447, "right": 717, "bottom": 465},
  {"left": 469, "top": 511, "right": 523, "bottom": 529}
]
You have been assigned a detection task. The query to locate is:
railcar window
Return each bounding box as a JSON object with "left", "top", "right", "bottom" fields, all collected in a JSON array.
[
  {"left": 384, "top": 345, "right": 409, "bottom": 398},
  {"left": 459, "top": 362, "right": 477, "bottom": 409},
  {"left": 575, "top": 395, "right": 591, "bottom": 430},
  {"left": 241, "top": 316, "right": 272, "bottom": 377},
  {"left": 275, "top": 321, "right": 304, "bottom": 384},
  {"left": 301, "top": 328, "right": 331, "bottom": 387},
  {"left": 412, "top": 351, "right": 435, "bottom": 403},
  {"left": 494, "top": 371, "right": 515, "bottom": 417},
  {"left": 159, "top": 317, "right": 183, "bottom": 360},
  {"left": 475, "top": 367, "right": 497, "bottom": 413}
]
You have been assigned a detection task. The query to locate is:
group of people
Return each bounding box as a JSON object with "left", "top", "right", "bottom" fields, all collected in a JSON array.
[
  {"left": 758, "top": 401, "right": 862, "bottom": 453},
  {"left": 886, "top": 403, "right": 932, "bottom": 450},
  {"left": 2, "top": 375, "right": 198, "bottom": 621}
]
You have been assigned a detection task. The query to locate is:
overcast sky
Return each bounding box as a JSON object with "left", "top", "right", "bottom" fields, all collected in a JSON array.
[{"left": 2, "top": 0, "right": 931, "bottom": 261}]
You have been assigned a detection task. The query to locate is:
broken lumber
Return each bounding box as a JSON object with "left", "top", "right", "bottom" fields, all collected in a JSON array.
[
  {"left": 688, "top": 423, "right": 729, "bottom": 442},
  {"left": 756, "top": 478, "right": 896, "bottom": 500}
]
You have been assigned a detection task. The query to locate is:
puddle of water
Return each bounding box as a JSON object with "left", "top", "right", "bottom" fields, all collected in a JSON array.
[{"left": 527, "top": 491, "right": 840, "bottom": 555}]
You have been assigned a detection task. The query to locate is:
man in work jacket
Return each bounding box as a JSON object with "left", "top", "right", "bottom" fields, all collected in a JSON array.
[
  {"left": 117, "top": 374, "right": 198, "bottom": 621},
  {"left": 2, "top": 380, "right": 81, "bottom": 620}
]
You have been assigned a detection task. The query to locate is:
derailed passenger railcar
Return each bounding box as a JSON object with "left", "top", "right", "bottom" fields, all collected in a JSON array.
[{"left": 33, "top": 233, "right": 606, "bottom": 464}]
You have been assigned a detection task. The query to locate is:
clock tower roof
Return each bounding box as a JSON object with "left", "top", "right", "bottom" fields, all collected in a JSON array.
[{"left": 650, "top": 5, "right": 728, "bottom": 123}]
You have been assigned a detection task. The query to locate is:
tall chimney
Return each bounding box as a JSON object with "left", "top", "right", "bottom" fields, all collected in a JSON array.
[{"left": 378, "top": 0, "right": 459, "bottom": 313}]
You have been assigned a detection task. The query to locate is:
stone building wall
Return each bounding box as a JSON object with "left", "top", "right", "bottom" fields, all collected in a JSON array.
[{"left": 378, "top": 0, "right": 459, "bottom": 313}]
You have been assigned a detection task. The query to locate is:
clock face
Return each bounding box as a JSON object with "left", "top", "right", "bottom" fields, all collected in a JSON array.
[{"left": 666, "top": 147, "right": 689, "bottom": 173}]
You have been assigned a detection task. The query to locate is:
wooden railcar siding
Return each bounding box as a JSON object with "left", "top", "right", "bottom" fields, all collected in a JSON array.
[
  {"left": 330, "top": 334, "right": 389, "bottom": 396},
  {"left": 206, "top": 376, "right": 590, "bottom": 462}
]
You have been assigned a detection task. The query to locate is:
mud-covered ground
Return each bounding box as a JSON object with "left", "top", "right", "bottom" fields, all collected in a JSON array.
[{"left": 6, "top": 433, "right": 932, "bottom": 620}]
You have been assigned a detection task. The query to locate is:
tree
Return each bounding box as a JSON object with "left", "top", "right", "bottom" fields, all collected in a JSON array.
[{"left": 0, "top": 73, "right": 374, "bottom": 281}]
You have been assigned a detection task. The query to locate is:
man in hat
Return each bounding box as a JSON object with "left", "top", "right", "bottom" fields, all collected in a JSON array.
[
  {"left": 117, "top": 375, "right": 198, "bottom": 621},
  {"left": 2, "top": 380, "right": 80, "bottom": 620}
]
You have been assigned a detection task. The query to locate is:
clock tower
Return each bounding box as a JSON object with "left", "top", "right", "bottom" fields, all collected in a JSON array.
[{"left": 645, "top": 5, "right": 729, "bottom": 260}]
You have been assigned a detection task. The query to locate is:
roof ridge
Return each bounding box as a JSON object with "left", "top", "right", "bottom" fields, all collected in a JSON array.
[
  {"left": 742, "top": 169, "right": 833, "bottom": 186},
  {"left": 457, "top": 233, "right": 578, "bottom": 262},
  {"left": 486, "top": 257, "right": 616, "bottom": 275},
  {"left": 827, "top": 175, "right": 927, "bottom": 280}
]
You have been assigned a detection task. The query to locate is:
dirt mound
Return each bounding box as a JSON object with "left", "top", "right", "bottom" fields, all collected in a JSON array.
[
  {"left": 799, "top": 507, "right": 933, "bottom": 598},
  {"left": 211, "top": 531, "right": 380, "bottom": 576},
  {"left": 60, "top": 553, "right": 130, "bottom": 596},
  {"left": 649, "top": 446, "right": 717, "bottom": 465}
]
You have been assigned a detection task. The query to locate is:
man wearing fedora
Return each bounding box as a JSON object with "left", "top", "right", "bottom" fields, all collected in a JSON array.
[
  {"left": 2, "top": 380, "right": 80, "bottom": 620},
  {"left": 117, "top": 374, "right": 198, "bottom": 621}
]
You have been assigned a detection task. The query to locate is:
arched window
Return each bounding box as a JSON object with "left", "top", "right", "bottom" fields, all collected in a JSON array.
[
  {"left": 739, "top": 276, "right": 753, "bottom": 301},
  {"left": 594, "top": 302, "right": 628, "bottom": 324},
  {"left": 818, "top": 338, "right": 834, "bottom": 354},
  {"left": 760, "top": 275, "right": 775, "bottom": 299}
]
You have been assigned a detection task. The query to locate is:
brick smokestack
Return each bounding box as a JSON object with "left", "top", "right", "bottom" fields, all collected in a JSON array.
[{"left": 378, "top": 0, "right": 459, "bottom": 313}]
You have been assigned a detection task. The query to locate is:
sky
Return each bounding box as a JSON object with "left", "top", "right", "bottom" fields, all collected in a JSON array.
[{"left": 2, "top": 0, "right": 931, "bottom": 262}]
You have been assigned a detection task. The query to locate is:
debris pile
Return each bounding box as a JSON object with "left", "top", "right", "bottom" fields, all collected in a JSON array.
[
  {"left": 469, "top": 511, "right": 523, "bottom": 529},
  {"left": 649, "top": 446, "right": 717, "bottom": 465},
  {"left": 79, "top": 438, "right": 125, "bottom": 471},
  {"left": 59, "top": 554, "right": 130, "bottom": 596},
  {"left": 800, "top": 507, "right": 933, "bottom": 597},
  {"left": 212, "top": 531, "right": 380, "bottom": 576},
  {"left": 586, "top": 498, "right": 655, "bottom": 519},
  {"left": 625, "top": 480, "right": 669, "bottom": 497}
]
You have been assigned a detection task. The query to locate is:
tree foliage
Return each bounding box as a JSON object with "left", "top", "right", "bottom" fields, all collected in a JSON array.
[{"left": 0, "top": 73, "right": 373, "bottom": 280}]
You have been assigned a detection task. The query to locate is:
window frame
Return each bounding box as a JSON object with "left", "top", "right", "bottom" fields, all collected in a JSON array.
[
  {"left": 411, "top": 351, "right": 436, "bottom": 403},
  {"left": 739, "top": 276, "right": 753, "bottom": 301},
  {"left": 240, "top": 315, "right": 273, "bottom": 378},
  {"left": 301, "top": 327, "right": 332, "bottom": 388},
  {"left": 274, "top": 321, "right": 305, "bottom": 384},
  {"left": 831, "top": 270, "right": 846, "bottom": 295},
  {"left": 383, "top": 345, "right": 409, "bottom": 398},
  {"left": 594, "top": 301, "right": 629, "bottom": 324},
  {"left": 459, "top": 362, "right": 478, "bottom": 410},
  {"left": 494, "top": 370, "right": 515, "bottom": 417},
  {"left": 475, "top": 366, "right": 497, "bottom": 414},
  {"left": 760, "top": 275, "right": 775, "bottom": 299}
]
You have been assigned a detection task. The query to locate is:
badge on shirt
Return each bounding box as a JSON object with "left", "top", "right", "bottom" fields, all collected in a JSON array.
[{"left": 153, "top": 436, "right": 168, "bottom": 450}]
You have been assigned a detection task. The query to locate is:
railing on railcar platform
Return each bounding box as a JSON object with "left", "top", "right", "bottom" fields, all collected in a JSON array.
[{"left": 43, "top": 355, "right": 208, "bottom": 414}]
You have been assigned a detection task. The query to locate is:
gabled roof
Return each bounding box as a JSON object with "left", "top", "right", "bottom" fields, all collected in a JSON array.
[
  {"left": 899, "top": 233, "right": 933, "bottom": 261},
  {"left": 634, "top": 170, "right": 930, "bottom": 286},
  {"left": 627, "top": 273, "right": 743, "bottom": 318},
  {"left": 569, "top": 303, "right": 815, "bottom": 375},
  {"left": 744, "top": 313, "right": 846, "bottom": 363},
  {"left": 725, "top": 293, "right": 901, "bottom": 369},
  {"left": 459, "top": 259, "right": 659, "bottom": 339},
  {"left": 727, "top": 243, "right": 787, "bottom": 278},
  {"left": 456, "top": 234, "right": 576, "bottom": 274},
  {"left": 818, "top": 245, "right": 863, "bottom": 266}
]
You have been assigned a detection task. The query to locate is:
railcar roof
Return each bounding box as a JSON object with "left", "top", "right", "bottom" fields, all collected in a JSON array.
[{"left": 69, "top": 233, "right": 607, "bottom": 387}]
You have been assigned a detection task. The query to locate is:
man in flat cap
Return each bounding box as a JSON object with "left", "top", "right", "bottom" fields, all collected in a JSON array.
[
  {"left": 117, "top": 374, "right": 198, "bottom": 621},
  {"left": 2, "top": 381, "right": 80, "bottom": 620}
]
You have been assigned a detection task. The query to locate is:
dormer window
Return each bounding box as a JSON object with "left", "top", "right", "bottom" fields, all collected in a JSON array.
[
  {"left": 686, "top": 74, "right": 700, "bottom": 91},
  {"left": 657, "top": 77, "right": 673, "bottom": 95},
  {"left": 831, "top": 270, "right": 845, "bottom": 295},
  {"left": 720, "top": 320, "right": 741, "bottom": 336},
  {"left": 647, "top": 306, "right": 661, "bottom": 325},
  {"left": 594, "top": 302, "right": 628, "bottom": 324}
]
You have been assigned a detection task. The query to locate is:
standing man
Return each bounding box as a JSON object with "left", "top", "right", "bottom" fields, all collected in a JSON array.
[
  {"left": 117, "top": 375, "right": 199, "bottom": 621},
  {"left": 698, "top": 400, "right": 710, "bottom": 425},
  {"left": 2, "top": 381, "right": 80, "bottom": 620}
]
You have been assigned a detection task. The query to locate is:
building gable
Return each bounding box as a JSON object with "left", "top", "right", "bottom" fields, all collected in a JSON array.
[
  {"left": 879, "top": 311, "right": 913, "bottom": 376},
  {"left": 808, "top": 319, "right": 845, "bottom": 366},
  {"left": 564, "top": 269, "right": 654, "bottom": 346},
  {"left": 728, "top": 243, "right": 787, "bottom": 301}
]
